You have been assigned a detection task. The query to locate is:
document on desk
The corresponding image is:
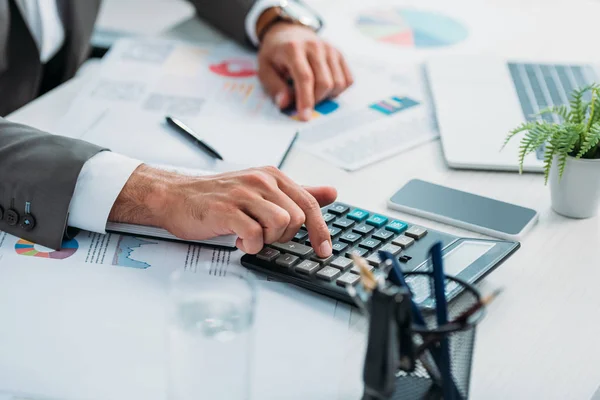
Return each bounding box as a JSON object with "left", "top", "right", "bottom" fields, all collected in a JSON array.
[
  {"left": 55, "top": 39, "right": 297, "bottom": 171},
  {"left": 0, "top": 253, "right": 365, "bottom": 400},
  {"left": 295, "top": 61, "right": 438, "bottom": 171},
  {"left": 56, "top": 38, "right": 437, "bottom": 172},
  {"left": 0, "top": 228, "right": 242, "bottom": 282}
]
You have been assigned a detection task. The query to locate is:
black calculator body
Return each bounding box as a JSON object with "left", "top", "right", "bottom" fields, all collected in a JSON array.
[{"left": 241, "top": 203, "right": 519, "bottom": 305}]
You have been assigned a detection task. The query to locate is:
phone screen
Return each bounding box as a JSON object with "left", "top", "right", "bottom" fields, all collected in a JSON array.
[{"left": 390, "top": 179, "right": 537, "bottom": 235}]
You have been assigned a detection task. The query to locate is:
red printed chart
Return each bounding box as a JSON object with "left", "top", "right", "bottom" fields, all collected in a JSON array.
[{"left": 209, "top": 59, "right": 258, "bottom": 78}]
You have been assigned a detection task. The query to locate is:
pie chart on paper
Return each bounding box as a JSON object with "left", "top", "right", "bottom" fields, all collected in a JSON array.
[
  {"left": 209, "top": 59, "right": 258, "bottom": 78},
  {"left": 356, "top": 8, "right": 468, "bottom": 48}
]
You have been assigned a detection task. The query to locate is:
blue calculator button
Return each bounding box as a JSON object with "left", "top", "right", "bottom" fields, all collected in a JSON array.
[
  {"left": 366, "top": 214, "right": 388, "bottom": 228},
  {"left": 386, "top": 220, "right": 408, "bottom": 233},
  {"left": 347, "top": 208, "right": 369, "bottom": 222}
]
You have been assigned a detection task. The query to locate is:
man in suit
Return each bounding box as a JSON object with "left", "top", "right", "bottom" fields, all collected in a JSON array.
[{"left": 0, "top": 0, "right": 354, "bottom": 258}]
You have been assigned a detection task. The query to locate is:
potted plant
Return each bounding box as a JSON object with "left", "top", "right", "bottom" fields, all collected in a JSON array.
[{"left": 503, "top": 84, "right": 600, "bottom": 218}]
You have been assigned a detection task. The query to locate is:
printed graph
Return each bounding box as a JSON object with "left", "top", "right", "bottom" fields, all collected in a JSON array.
[
  {"left": 112, "top": 236, "right": 157, "bottom": 269},
  {"left": 15, "top": 237, "right": 79, "bottom": 260},
  {"left": 283, "top": 99, "right": 340, "bottom": 120},
  {"left": 369, "top": 96, "right": 420, "bottom": 115},
  {"left": 218, "top": 81, "right": 271, "bottom": 115},
  {"left": 356, "top": 8, "right": 468, "bottom": 48},
  {"left": 209, "top": 59, "right": 258, "bottom": 78}
]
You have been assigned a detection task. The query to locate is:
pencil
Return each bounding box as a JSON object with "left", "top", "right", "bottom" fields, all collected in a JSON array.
[
  {"left": 452, "top": 288, "right": 504, "bottom": 325},
  {"left": 351, "top": 255, "right": 377, "bottom": 292}
]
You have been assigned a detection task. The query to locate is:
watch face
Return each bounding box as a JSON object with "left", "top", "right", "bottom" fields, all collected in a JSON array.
[{"left": 281, "top": 1, "right": 323, "bottom": 31}]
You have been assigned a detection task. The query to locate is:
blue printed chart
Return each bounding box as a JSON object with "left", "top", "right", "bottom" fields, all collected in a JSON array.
[
  {"left": 356, "top": 8, "right": 469, "bottom": 48},
  {"left": 112, "top": 236, "right": 157, "bottom": 269}
]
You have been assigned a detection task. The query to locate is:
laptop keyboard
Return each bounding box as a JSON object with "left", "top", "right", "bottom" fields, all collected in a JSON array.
[{"left": 508, "top": 62, "right": 598, "bottom": 159}]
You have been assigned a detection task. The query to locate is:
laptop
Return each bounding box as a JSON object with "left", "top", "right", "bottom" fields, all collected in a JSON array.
[{"left": 426, "top": 56, "right": 598, "bottom": 171}]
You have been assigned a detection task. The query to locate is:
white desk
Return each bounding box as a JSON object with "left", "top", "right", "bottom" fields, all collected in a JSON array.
[{"left": 8, "top": 0, "right": 600, "bottom": 398}]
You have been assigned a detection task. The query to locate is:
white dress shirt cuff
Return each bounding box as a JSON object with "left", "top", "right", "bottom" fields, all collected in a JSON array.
[
  {"left": 68, "top": 151, "right": 142, "bottom": 234},
  {"left": 245, "top": 0, "right": 283, "bottom": 47}
]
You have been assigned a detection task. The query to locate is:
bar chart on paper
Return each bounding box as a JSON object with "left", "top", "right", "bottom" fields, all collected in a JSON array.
[{"left": 356, "top": 8, "right": 468, "bottom": 48}]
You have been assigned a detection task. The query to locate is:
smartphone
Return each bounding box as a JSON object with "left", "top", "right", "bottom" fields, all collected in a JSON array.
[{"left": 388, "top": 179, "right": 538, "bottom": 240}]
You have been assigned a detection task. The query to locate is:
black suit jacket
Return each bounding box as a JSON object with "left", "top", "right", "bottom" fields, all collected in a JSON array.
[{"left": 0, "top": 0, "right": 263, "bottom": 249}]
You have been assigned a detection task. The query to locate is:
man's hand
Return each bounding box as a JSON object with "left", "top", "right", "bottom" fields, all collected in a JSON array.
[
  {"left": 258, "top": 23, "right": 353, "bottom": 121},
  {"left": 109, "top": 165, "right": 337, "bottom": 257}
]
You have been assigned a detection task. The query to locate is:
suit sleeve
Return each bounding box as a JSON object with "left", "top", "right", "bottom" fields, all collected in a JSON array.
[
  {"left": 186, "top": 0, "right": 259, "bottom": 46},
  {"left": 0, "top": 118, "right": 106, "bottom": 250}
]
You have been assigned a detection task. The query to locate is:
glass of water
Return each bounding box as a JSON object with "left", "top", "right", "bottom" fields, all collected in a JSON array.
[{"left": 167, "top": 264, "right": 256, "bottom": 400}]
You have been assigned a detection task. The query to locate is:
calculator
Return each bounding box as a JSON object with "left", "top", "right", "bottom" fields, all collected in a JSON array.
[{"left": 241, "top": 203, "right": 520, "bottom": 305}]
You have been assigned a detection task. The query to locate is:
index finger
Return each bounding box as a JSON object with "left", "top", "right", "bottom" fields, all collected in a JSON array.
[
  {"left": 288, "top": 46, "right": 315, "bottom": 121},
  {"left": 274, "top": 175, "right": 332, "bottom": 258}
]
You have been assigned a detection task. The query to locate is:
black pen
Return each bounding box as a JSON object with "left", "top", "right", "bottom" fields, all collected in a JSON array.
[{"left": 165, "top": 116, "right": 224, "bottom": 161}]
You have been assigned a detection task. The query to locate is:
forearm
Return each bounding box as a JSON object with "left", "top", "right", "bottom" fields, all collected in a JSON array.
[{"left": 108, "top": 164, "right": 174, "bottom": 228}]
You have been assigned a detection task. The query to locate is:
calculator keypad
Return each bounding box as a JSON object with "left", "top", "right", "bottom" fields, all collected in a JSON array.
[{"left": 243, "top": 203, "right": 443, "bottom": 304}]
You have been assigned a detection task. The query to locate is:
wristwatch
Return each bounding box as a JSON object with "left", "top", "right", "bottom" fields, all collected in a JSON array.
[{"left": 256, "top": 0, "right": 323, "bottom": 43}]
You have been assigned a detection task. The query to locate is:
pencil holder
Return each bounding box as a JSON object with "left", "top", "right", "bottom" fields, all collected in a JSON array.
[{"left": 392, "top": 271, "right": 484, "bottom": 400}]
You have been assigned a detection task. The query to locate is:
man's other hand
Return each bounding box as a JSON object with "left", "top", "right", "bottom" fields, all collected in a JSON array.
[
  {"left": 109, "top": 165, "right": 337, "bottom": 258},
  {"left": 258, "top": 23, "right": 353, "bottom": 121}
]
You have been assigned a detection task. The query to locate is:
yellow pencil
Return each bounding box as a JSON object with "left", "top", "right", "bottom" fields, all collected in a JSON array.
[{"left": 351, "top": 255, "right": 377, "bottom": 291}]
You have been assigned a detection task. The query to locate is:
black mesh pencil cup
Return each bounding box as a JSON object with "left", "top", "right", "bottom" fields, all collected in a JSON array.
[{"left": 392, "top": 271, "right": 485, "bottom": 400}]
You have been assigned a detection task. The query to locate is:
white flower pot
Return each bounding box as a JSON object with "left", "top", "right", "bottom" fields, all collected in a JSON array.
[{"left": 549, "top": 155, "right": 600, "bottom": 218}]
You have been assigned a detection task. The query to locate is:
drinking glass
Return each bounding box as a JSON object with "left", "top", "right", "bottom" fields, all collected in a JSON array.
[{"left": 167, "top": 264, "right": 256, "bottom": 400}]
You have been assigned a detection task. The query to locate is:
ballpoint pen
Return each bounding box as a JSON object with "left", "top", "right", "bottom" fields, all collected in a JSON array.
[
  {"left": 430, "top": 242, "right": 455, "bottom": 400},
  {"left": 165, "top": 116, "right": 224, "bottom": 160}
]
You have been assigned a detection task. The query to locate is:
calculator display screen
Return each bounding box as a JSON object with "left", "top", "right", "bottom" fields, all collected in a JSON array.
[{"left": 443, "top": 241, "right": 494, "bottom": 276}]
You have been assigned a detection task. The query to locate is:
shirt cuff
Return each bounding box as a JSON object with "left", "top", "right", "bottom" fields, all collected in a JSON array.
[
  {"left": 245, "top": 0, "right": 284, "bottom": 47},
  {"left": 68, "top": 151, "right": 142, "bottom": 234}
]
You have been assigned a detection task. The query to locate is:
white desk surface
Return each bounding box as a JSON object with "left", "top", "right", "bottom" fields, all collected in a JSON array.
[{"left": 8, "top": 0, "right": 600, "bottom": 398}]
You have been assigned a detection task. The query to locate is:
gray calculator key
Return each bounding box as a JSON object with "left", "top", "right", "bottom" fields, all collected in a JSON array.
[
  {"left": 366, "top": 253, "right": 384, "bottom": 267},
  {"left": 330, "top": 257, "right": 353, "bottom": 271},
  {"left": 296, "top": 260, "right": 321, "bottom": 275},
  {"left": 293, "top": 229, "right": 308, "bottom": 242},
  {"left": 340, "top": 232, "right": 362, "bottom": 244},
  {"left": 328, "top": 203, "right": 349, "bottom": 215},
  {"left": 392, "top": 235, "right": 415, "bottom": 249},
  {"left": 372, "top": 229, "right": 394, "bottom": 241},
  {"left": 257, "top": 247, "right": 280, "bottom": 262},
  {"left": 275, "top": 254, "right": 300, "bottom": 268},
  {"left": 346, "top": 247, "right": 368, "bottom": 258},
  {"left": 332, "top": 241, "right": 349, "bottom": 254},
  {"left": 311, "top": 253, "right": 335, "bottom": 265},
  {"left": 359, "top": 238, "right": 381, "bottom": 250},
  {"left": 350, "top": 263, "right": 374, "bottom": 275},
  {"left": 316, "top": 266, "right": 341, "bottom": 281},
  {"left": 322, "top": 212, "right": 336, "bottom": 223},
  {"left": 333, "top": 218, "right": 355, "bottom": 229},
  {"left": 380, "top": 243, "right": 402, "bottom": 256},
  {"left": 328, "top": 226, "right": 342, "bottom": 238},
  {"left": 405, "top": 226, "right": 428, "bottom": 239},
  {"left": 336, "top": 272, "right": 360, "bottom": 287},
  {"left": 353, "top": 223, "right": 374, "bottom": 235},
  {"left": 271, "top": 241, "right": 314, "bottom": 257}
]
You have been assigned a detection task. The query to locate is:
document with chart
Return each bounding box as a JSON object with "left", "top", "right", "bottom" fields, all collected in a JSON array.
[
  {"left": 294, "top": 61, "right": 438, "bottom": 170},
  {"left": 56, "top": 38, "right": 436, "bottom": 172}
]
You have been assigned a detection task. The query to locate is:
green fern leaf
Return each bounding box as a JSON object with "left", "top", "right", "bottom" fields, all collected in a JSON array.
[
  {"left": 543, "top": 142, "right": 556, "bottom": 185},
  {"left": 576, "top": 123, "right": 600, "bottom": 158},
  {"left": 536, "top": 105, "right": 569, "bottom": 120},
  {"left": 556, "top": 128, "right": 580, "bottom": 179},
  {"left": 503, "top": 122, "right": 535, "bottom": 149}
]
